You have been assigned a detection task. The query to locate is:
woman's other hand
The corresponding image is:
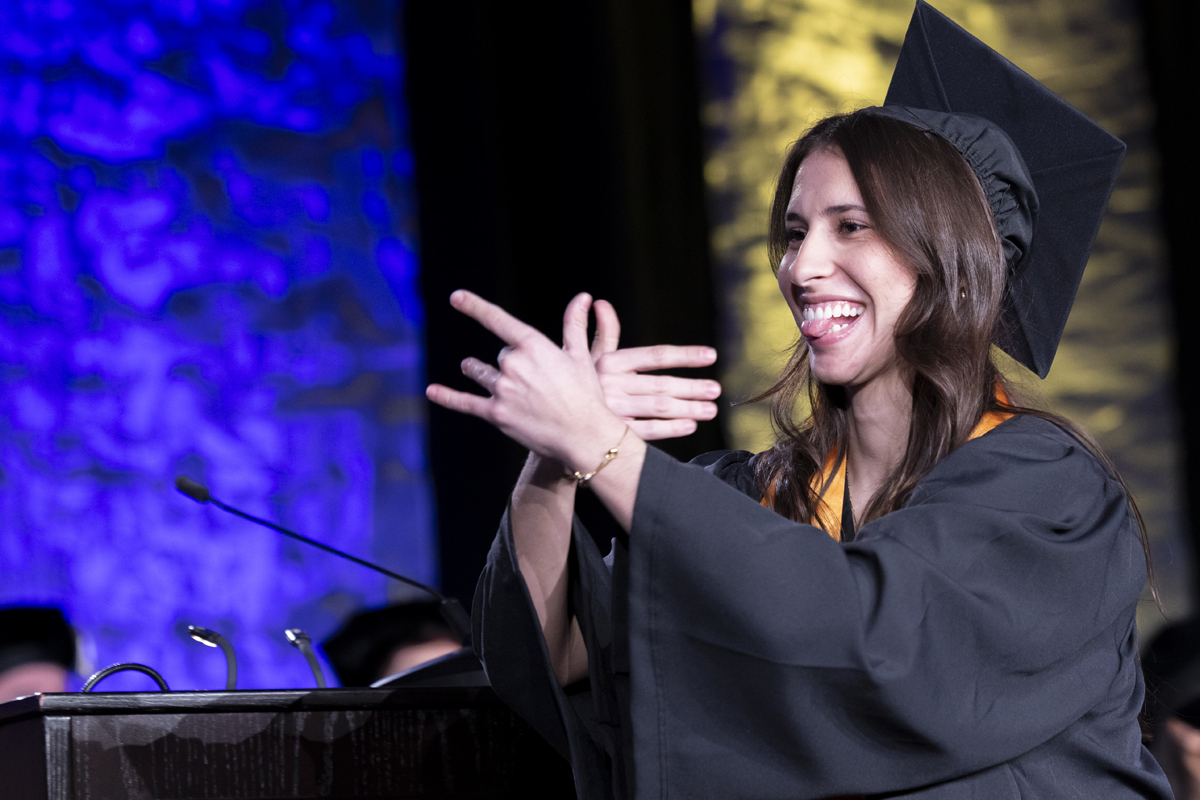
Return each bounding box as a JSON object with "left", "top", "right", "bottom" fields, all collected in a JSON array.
[{"left": 590, "top": 299, "right": 721, "bottom": 440}]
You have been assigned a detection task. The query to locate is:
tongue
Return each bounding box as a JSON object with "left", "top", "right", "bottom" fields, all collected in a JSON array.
[{"left": 801, "top": 316, "right": 839, "bottom": 339}]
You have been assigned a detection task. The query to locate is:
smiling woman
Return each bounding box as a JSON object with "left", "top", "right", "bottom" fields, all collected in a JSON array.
[
  {"left": 758, "top": 111, "right": 1011, "bottom": 528},
  {"left": 433, "top": 3, "right": 1172, "bottom": 798}
]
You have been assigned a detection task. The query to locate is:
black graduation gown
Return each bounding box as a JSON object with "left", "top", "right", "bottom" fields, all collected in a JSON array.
[{"left": 473, "top": 415, "right": 1173, "bottom": 799}]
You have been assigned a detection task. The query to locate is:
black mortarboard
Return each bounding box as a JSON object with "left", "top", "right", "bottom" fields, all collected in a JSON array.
[
  {"left": 321, "top": 602, "right": 462, "bottom": 687},
  {"left": 865, "top": 1, "right": 1125, "bottom": 378},
  {"left": 0, "top": 607, "right": 77, "bottom": 675}
]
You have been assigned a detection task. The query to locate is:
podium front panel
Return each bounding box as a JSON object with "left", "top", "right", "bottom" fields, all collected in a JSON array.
[{"left": 0, "top": 688, "right": 575, "bottom": 799}]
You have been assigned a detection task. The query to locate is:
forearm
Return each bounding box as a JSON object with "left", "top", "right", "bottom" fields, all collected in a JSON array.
[
  {"left": 509, "top": 427, "right": 646, "bottom": 686},
  {"left": 580, "top": 433, "right": 646, "bottom": 532},
  {"left": 510, "top": 451, "right": 588, "bottom": 685}
]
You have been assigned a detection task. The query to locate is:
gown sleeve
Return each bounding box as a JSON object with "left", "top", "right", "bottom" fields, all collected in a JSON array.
[
  {"left": 472, "top": 451, "right": 760, "bottom": 800},
  {"left": 623, "top": 415, "right": 1160, "bottom": 798}
]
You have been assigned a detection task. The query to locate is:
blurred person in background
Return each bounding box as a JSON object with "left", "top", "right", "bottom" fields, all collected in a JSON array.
[
  {"left": 0, "top": 607, "right": 80, "bottom": 704},
  {"left": 1144, "top": 617, "right": 1200, "bottom": 799},
  {"left": 322, "top": 601, "right": 465, "bottom": 687}
]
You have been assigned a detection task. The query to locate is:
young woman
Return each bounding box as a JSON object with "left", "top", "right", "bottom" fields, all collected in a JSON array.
[{"left": 426, "top": 5, "right": 1172, "bottom": 797}]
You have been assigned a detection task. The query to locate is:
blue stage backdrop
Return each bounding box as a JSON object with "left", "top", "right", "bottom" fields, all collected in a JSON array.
[{"left": 0, "top": 0, "right": 431, "bottom": 691}]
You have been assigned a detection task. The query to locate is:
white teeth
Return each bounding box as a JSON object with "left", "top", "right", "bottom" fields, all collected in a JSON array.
[{"left": 803, "top": 303, "right": 864, "bottom": 322}]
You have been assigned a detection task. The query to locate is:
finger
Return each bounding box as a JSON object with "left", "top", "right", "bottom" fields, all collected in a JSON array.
[
  {"left": 561, "top": 292, "right": 593, "bottom": 354},
  {"left": 450, "top": 289, "right": 541, "bottom": 346},
  {"left": 461, "top": 357, "right": 500, "bottom": 392},
  {"left": 590, "top": 299, "right": 621, "bottom": 359},
  {"left": 599, "top": 344, "right": 717, "bottom": 373},
  {"left": 497, "top": 346, "right": 513, "bottom": 366},
  {"left": 426, "top": 383, "right": 493, "bottom": 419},
  {"left": 607, "top": 395, "right": 718, "bottom": 421},
  {"left": 604, "top": 372, "right": 721, "bottom": 400},
  {"left": 628, "top": 418, "right": 699, "bottom": 441}
]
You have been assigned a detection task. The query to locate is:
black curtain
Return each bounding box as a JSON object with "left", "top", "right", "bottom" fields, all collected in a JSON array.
[
  {"left": 404, "top": 0, "right": 723, "bottom": 605},
  {"left": 1142, "top": 0, "right": 1200, "bottom": 604}
]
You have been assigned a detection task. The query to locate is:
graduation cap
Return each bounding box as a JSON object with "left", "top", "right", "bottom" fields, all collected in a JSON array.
[
  {"left": 863, "top": 0, "right": 1125, "bottom": 378},
  {"left": 0, "top": 607, "right": 77, "bottom": 676},
  {"left": 321, "top": 602, "right": 463, "bottom": 687}
]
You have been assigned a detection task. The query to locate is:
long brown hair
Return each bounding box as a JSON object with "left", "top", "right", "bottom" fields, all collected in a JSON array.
[{"left": 754, "top": 111, "right": 1156, "bottom": 595}]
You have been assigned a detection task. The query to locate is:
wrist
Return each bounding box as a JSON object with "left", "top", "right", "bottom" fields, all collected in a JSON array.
[
  {"left": 524, "top": 452, "right": 576, "bottom": 487},
  {"left": 563, "top": 417, "right": 634, "bottom": 486}
]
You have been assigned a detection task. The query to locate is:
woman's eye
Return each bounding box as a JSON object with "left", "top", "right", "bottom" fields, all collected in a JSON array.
[
  {"left": 840, "top": 220, "right": 867, "bottom": 234},
  {"left": 787, "top": 228, "right": 807, "bottom": 244}
]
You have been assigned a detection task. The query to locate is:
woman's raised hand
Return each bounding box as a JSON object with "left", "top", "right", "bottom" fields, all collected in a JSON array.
[
  {"left": 589, "top": 299, "right": 721, "bottom": 440},
  {"left": 427, "top": 290, "right": 718, "bottom": 532},
  {"left": 425, "top": 290, "right": 629, "bottom": 474}
]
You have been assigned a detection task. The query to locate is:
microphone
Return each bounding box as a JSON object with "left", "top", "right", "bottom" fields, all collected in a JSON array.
[
  {"left": 174, "top": 476, "right": 473, "bottom": 643},
  {"left": 176, "top": 476, "right": 210, "bottom": 503},
  {"left": 188, "top": 625, "right": 237, "bottom": 690},
  {"left": 285, "top": 628, "right": 326, "bottom": 688}
]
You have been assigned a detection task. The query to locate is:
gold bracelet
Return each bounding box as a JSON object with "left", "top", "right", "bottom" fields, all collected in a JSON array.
[{"left": 569, "top": 426, "right": 630, "bottom": 487}]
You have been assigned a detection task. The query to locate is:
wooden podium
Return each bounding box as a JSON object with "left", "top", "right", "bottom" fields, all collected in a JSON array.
[{"left": 0, "top": 687, "right": 575, "bottom": 799}]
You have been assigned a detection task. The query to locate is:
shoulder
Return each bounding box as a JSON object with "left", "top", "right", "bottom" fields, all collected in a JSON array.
[
  {"left": 958, "top": 413, "right": 1102, "bottom": 473},
  {"left": 906, "top": 413, "right": 1120, "bottom": 521},
  {"left": 685, "top": 449, "right": 762, "bottom": 502},
  {"left": 868, "top": 414, "right": 1147, "bottom": 640},
  {"left": 973, "top": 412, "right": 1089, "bottom": 450}
]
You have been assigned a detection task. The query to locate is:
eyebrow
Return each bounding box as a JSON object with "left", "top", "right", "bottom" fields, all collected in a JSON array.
[
  {"left": 785, "top": 203, "right": 868, "bottom": 222},
  {"left": 823, "top": 203, "right": 867, "bottom": 216}
]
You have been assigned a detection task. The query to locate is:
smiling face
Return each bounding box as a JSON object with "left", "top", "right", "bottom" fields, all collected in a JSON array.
[{"left": 778, "top": 147, "right": 916, "bottom": 390}]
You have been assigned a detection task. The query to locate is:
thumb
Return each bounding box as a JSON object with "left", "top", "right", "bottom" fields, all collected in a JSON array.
[
  {"left": 590, "top": 299, "right": 621, "bottom": 359},
  {"left": 562, "top": 292, "right": 593, "bottom": 354}
]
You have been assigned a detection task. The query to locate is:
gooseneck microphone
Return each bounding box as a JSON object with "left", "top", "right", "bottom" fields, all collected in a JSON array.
[
  {"left": 285, "top": 628, "right": 326, "bottom": 688},
  {"left": 174, "top": 476, "right": 473, "bottom": 643},
  {"left": 188, "top": 625, "right": 238, "bottom": 690}
]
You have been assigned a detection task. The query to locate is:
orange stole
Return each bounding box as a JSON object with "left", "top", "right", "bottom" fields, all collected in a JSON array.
[{"left": 760, "top": 407, "right": 1013, "bottom": 540}]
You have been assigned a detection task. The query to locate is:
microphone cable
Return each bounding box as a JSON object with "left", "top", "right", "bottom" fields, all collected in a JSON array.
[{"left": 174, "top": 476, "right": 473, "bottom": 643}]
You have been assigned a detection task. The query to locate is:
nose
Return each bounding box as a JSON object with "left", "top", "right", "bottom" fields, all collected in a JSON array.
[{"left": 782, "top": 229, "right": 836, "bottom": 288}]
